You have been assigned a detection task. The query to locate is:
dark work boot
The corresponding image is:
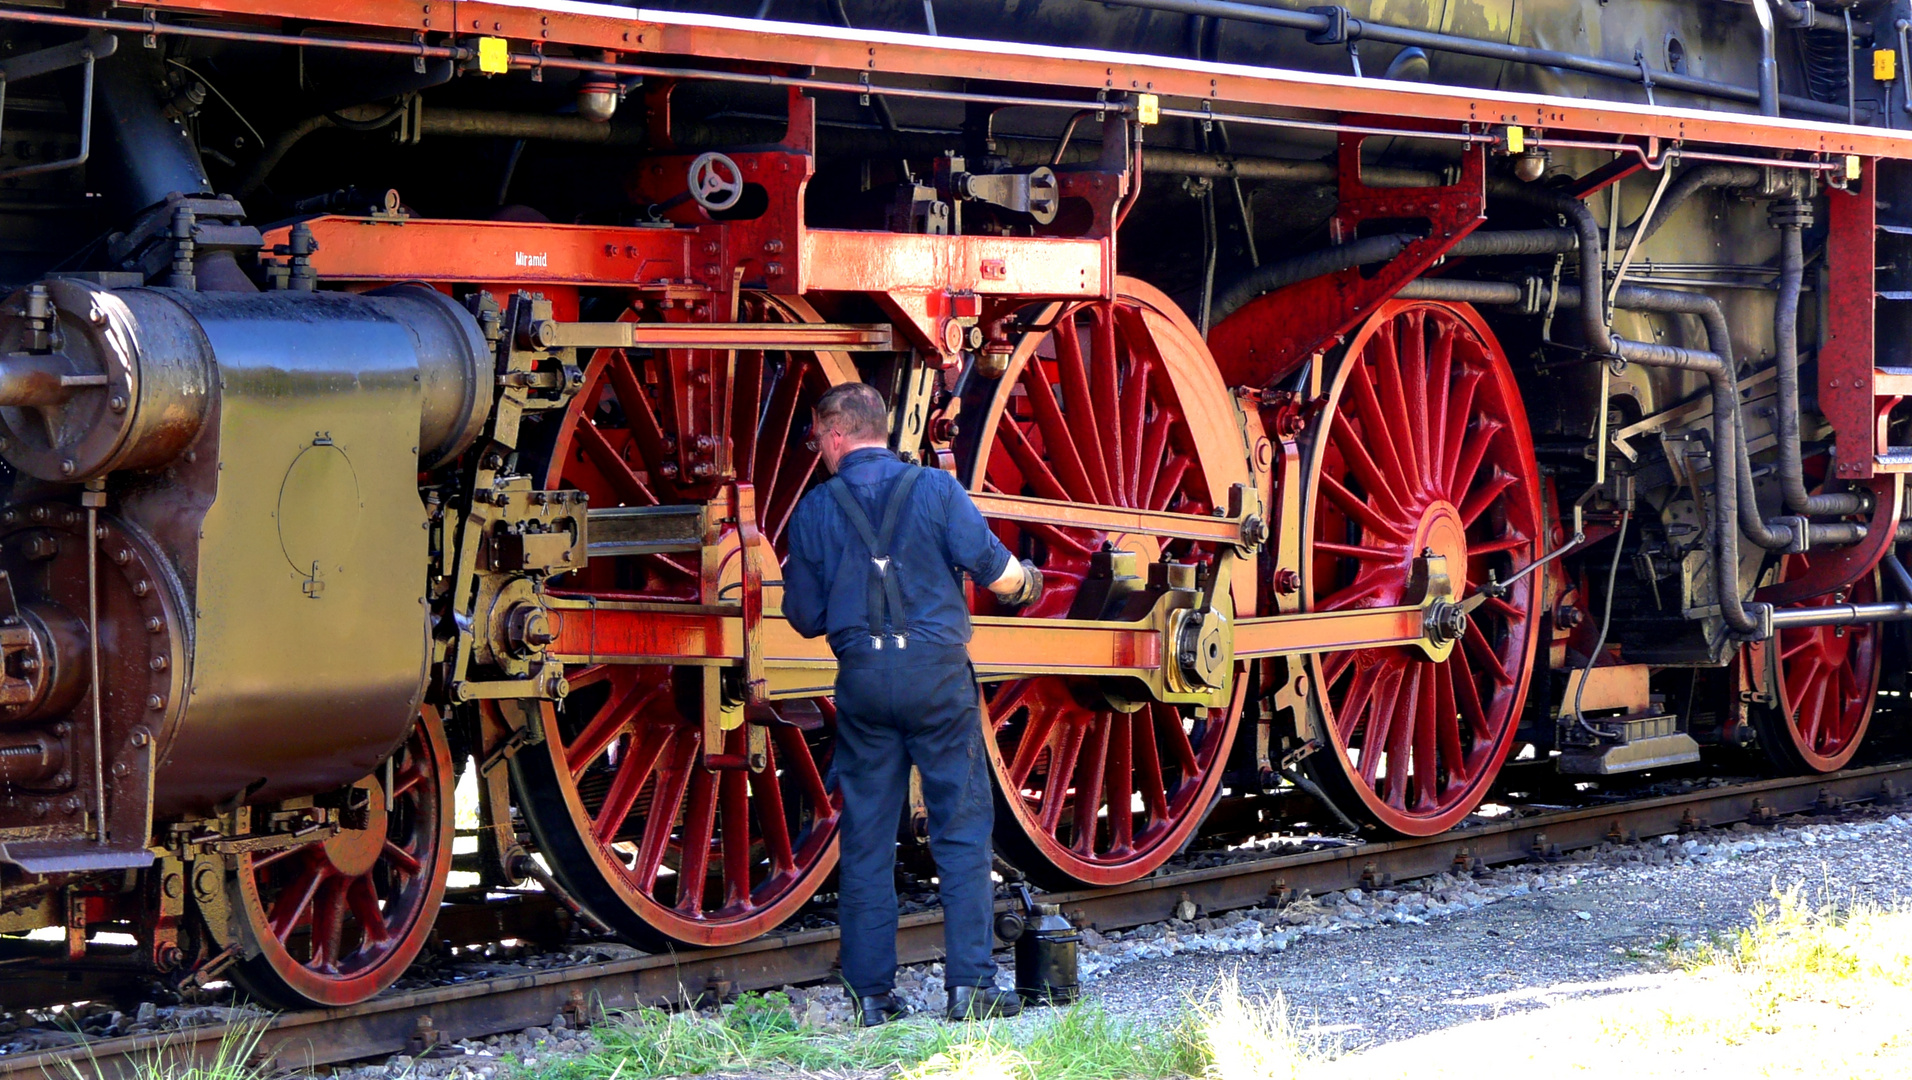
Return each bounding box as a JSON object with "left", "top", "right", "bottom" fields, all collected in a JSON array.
[
  {"left": 856, "top": 991, "right": 909, "bottom": 1028},
  {"left": 946, "top": 984, "right": 1023, "bottom": 1021}
]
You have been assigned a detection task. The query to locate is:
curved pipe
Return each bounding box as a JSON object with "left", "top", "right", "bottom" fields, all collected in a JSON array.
[
  {"left": 1211, "top": 227, "right": 1580, "bottom": 324},
  {"left": 1772, "top": 218, "right": 1867, "bottom": 516},
  {"left": 1398, "top": 276, "right": 1789, "bottom": 636}
]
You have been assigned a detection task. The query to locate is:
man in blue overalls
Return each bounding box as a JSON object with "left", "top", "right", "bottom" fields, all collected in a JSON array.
[{"left": 784, "top": 381, "right": 1042, "bottom": 1026}]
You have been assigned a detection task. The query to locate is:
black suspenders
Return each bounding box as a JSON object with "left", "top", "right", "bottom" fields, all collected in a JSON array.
[{"left": 826, "top": 467, "right": 922, "bottom": 651}]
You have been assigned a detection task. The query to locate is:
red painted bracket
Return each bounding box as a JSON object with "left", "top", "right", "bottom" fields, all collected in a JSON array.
[{"left": 1209, "top": 127, "right": 1486, "bottom": 389}]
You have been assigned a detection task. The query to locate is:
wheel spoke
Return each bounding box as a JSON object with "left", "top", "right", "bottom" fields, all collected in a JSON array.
[
  {"left": 750, "top": 739, "right": 798, "bottom": 876},
  {"left": 1319, "top": 472, "right": 1408, "bottom": 542},
  {"left": 673, "top": 765, "right": 720, "bottom": 915},
  {"left": 577, "top": 422, "right": 661, "bottom": 506},
  {"left": 1133, "top": 708, "right": 1169, "bottom": 824},
  {"left": 346, "top": 874, "right": 391, "bottom": 946},
  {"left": 1319, "top": 569, "right": 1396, "bottom": 612},
  {"left": 1398, "top": 310, "right": 1431, "bottom": 494},
  {"left": 1334, "top": 656, "right": 1383, "bottom": 742},
  {"left": 719, "top": 764, "right": 754, "bottom": 910},
  {"left": 381, "top": 841, "right": 422, "bottom": 878},
  {"left": 1038, "top": 717, "right": 1089, "bottom": 835},
  {"left": 1020, "top": 352, "right": 1101, "bottom": 505},
  {"left": 1462, "top": 628, "right": 1515, "bottom": 687},
  {"left": 567, "top": 680, "right": 667, "bottom": 776},
  {"left": 1433, "top": 660, "right": 1464, "bottom": 794},
  {"left": 1054, "top": 314, "right": 1115, "bottom": 504},
  {"left": 750, "top": 353, "right": 809, "bottom": 507},
  {"left": 267, "top": 857, "right": 327, "bottom": 943},
  {"left": 604, "top": 350, "right": 673, "bottom": 472},
  {"left": 1070, "top": 716, "right": 1112, "bottom": 855},
  {"left": 1106, "top": 712, "right": 1135, "bottom": 853},
  {"left": 1341, "top": 355, "right": 1411, "bottom": 508},
  {"left": 1447, "top": 419, "right": 1504, "bottom": 507},
  {"left": 1132, "top": 406, "right": 1174, "bottom": 514},
  {"left": 1093, "top": 309, "right": 1128, "bottom": 503},
  {"left": 1426, "top": 320, "right": 1454, "bottom": 483},
  {"left": 1450, "top": 647, "right": 1492, "bottom": 768},
  {"left": 1157, "top": 706, "right": 1199, "bottom": 777},
  {"left": 1385, "top": 663, "right": 1424, "bottom": 810},
  {"left": 1458, "top": 467, "right": 1518, "bottom": 528},
  {"left": 1408, "top": 664, "right": 1440, "bottom": 811},
  {"left": 1329, "top": 418, "right": 1414, "bottom": 521},
  {"left": 1441, "top": 369, "right": 1483, "bottom": 495},
  {"left": 1119, "top": 348, "right": 1151, "bottom": 506},
  {"left": 1368, "top": 331, "right": 1423, "bottom": 493},
  {"left": 590, "top": 724, "right": 673, "bottom": 845},
  {"left": 1358, "top": 659, "right": 1408, "bottom": 789},
  {"left": 310, "top": 880, "right": 348, "bottom": 972},
  {"left": 1148, "top": 454, "right": 1192, "bottom": 513},
  {"left": 1313, "top": 540, "right": 1399, "bottom": 562},
  {"left": 772, "top": 724, "right": 833, "bottom": 814},
  {"left": 1008, "top": 703, "right": 1063, "bottom": 790},
  {"left": 998, "top": 418, "right": 1076, "bottom": 503},
  {"left": 632, "top": 733, "right": 697, "bottom": 890}
]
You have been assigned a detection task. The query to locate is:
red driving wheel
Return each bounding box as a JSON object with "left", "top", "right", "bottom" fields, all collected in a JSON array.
[
  {"left": 510, "top": 292, "right": 849, "bottom": 948},
  {"left": 962, "top": 278, "right": 1252, "bottom": 888},
  {"left": 1297, "top": 300, "right": 1543, "bottom": 836},
  {"left": 1746, "top": 555, "right": 1882, "bottom": 774},
  {"left": 228, "top": 708, "right": 454, "bottom": 1009}
]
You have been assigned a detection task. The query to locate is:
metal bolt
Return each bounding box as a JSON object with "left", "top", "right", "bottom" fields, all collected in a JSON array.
[
  {"left": 130, "top": 727, "right": 150, "bottom": 746},
  {"left": 148, "top": 655, "right": 167, "bottom": 671},
  {"left": 1273, "top": 568, "right": 1301, "bottom": 594},
  {"left": 108, "top": 395, "right": 127, "bottom": 414},
  {"left": 147, "top": 694, "right": 165, "bottom": 710}
]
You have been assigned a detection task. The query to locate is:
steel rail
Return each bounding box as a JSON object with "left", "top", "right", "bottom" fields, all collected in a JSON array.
[{"left": 8, "top": 759, "right": 1910, "bottom": 1079}]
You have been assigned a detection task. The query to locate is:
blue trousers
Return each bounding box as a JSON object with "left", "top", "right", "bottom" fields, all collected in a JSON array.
[{"left": 833, "top": 656, "right": 996, "bottom": 997}]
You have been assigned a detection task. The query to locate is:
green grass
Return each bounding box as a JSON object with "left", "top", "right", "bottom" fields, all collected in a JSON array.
[
  {"left": 508, "top": 977, "right": 1322, "bottom": 1080},
  {"left": 56, "top": 1018, "right": 276, "bottom": 1080}
]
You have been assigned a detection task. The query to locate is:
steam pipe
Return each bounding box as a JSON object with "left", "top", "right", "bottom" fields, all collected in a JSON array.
[
  {"left": 1397, "top": 277, "right": 1764, "bottom": 634},
  {"left": 1752, "top": 0, "right": 1780, "bottom": 116},
  {"left": 1772, "top": 214, "right": 1867, "bottom": 516},
  {"left": 1767, "top": 601, "right": 1912, "bottom": 628},
  {"left": 1210, "top": 228, "right": 1578, "bottom": 324}
]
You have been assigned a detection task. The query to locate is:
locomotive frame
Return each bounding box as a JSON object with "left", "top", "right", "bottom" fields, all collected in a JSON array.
[{"left": 0, "top": 0, "right": 1908, "bottom": 1012}]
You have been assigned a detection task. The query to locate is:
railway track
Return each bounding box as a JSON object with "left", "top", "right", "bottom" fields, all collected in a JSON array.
[{"left": 8, "top": 760, "right": 1909, "bottom": 1079}]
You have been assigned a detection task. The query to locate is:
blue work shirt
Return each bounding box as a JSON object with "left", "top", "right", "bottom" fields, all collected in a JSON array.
[{"left": 783, "top": 447, "right": 1014, "bottom": 665}]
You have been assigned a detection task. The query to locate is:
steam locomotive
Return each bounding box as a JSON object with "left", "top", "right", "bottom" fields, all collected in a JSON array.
[{"left": 0, "top": 0, "right": 1903, "bottom": 1010}]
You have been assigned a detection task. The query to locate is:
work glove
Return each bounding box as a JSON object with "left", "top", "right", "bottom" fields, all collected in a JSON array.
[{"left": 1005, "top": 559, "right": 1044, "bottom": 609}]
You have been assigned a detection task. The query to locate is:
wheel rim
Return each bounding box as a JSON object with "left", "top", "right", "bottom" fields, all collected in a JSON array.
[
  {"left": 964, "top": 278, "right": 1251, "bottom": 887},
  {"left": 513, "top": 292, "right": 849, "bottom": 947},
  {"left": 1300, "top": 300, "right": 1542, "bottom": 836},
  {"left": 229, "top": 709, "right": 453, "bottom": 1009},
  {"left": 1754, "top": 555, "right": 1881, "bottom": 773}
]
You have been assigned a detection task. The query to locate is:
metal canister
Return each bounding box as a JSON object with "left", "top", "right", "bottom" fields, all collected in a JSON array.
[{"left": 1012, "top": 893, "right": 1080, "bottom": 1006}]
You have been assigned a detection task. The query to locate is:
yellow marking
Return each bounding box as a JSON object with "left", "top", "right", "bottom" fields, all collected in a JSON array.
[{"left": 477, "top": 37, "right": 511, "bottom": 75}]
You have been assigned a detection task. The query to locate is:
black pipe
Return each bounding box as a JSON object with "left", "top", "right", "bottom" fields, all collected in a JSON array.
[
  {"left": 94, "top": 51, "right": 212, "bottom": 214},
  {"left": 1772, "top": 210, "right": 1868, "bottom": 517},
  {"left": 1088, "top": 0, "right": 1852, "bottom": 120},
  {"left": 1210, "top": 226, "right": 1581, "bottom": 324}
]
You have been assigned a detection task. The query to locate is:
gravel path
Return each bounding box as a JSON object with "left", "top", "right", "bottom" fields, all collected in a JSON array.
[{"left": 1077, "top": 806, "right": 1912, "bottom": 1049}]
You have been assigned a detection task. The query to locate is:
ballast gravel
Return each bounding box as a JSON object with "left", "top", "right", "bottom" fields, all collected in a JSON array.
[{"left": 301, "top": 801, "right": 1912, "bottom": 1077}]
